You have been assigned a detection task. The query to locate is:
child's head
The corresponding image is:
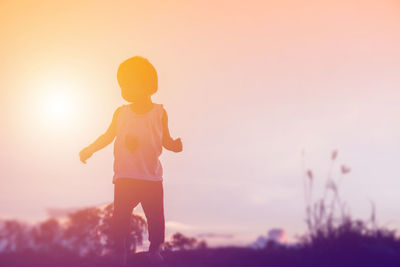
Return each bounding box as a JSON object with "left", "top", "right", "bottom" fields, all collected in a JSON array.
[{"left": 117, "top": 56, "right": 158, "bottom": 102}]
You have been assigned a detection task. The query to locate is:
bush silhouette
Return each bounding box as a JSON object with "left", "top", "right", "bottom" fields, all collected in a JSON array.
[{"left": 163, "top": 232, "right": 207, "bottom": 251}]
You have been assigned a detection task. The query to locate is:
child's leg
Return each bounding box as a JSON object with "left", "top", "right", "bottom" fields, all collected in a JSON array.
[
  {"left": 141, "top": 181, "right": 165, "bottom": 252},
  {"left": 112, "top": 178, "right": 140, "bottom": 252}
]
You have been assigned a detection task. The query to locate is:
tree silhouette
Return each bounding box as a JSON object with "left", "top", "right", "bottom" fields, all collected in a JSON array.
[
  {"left": 0, "top": 203, "right": 148, "bottom": 256},
  {"left": 63, "top": 207, "right": 102, "bottom": 255},
  {"left": 97, "top": 203, "right": 147, "bottom": 253},
  {"left": 31, "top": 218, "right": 63, "bottom": 252},
  {"left": 0, "top": 220, "right": 30, "bottom": 252}
]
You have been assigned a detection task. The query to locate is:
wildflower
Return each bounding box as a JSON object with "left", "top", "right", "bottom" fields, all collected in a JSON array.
[
  {"left": 331, "top": 150, "right": 338, "bottom": 161},
  {"left": 327, "top": 180, "right": 338, "bottom": 192},
  {"left": 306, "top": 169, "right": 313, "bottom": 180},
  {"left": 341, "top": 165, "right": 351, "bottom": 174}
]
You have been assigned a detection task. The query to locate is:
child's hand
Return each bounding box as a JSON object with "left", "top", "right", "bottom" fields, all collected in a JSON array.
[
  {"left": 170, "top": 138, "right": 183, "bottom": 152},
  {"left": 125, "top": 135, "right": 139, "bottom": 153},
  {"left": 79, "top": 147, "right": 93, "bottom": 164}
]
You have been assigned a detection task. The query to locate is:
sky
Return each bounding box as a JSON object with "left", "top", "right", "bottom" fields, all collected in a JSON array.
[{"left": 1, "top": 0, "right": 400, "bottom": 245}]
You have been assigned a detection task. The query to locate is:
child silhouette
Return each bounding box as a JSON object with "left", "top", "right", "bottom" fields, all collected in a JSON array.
[{"left": 79, "top": 56, "right": 182, "bottom": 265}]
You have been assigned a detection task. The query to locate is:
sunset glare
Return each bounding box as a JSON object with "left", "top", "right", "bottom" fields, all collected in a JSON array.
[{"left": 37, "top": 80, "right": 78, "bottom": 129}]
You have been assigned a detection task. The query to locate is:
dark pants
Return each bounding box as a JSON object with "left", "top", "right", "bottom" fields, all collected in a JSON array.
[{"left": 112, "top": 178, "right": 165, "bottom": 251}]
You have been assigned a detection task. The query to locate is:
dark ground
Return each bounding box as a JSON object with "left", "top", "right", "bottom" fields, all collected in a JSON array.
[{"left": 1, "top": 245, "right": 400, "bottom": 267}]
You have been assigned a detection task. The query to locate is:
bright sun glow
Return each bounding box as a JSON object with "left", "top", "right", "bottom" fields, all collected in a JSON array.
[
  {"left": 46, "top": 91, "right": 74, "bottom": 121},
  {"left": 37, "top": 78, "right": 79, "bottom": 129}
]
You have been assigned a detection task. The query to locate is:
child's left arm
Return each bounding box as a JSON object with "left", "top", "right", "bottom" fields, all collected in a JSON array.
[{"left": 162, "top": 108, "right": 183, "bottom": 152}]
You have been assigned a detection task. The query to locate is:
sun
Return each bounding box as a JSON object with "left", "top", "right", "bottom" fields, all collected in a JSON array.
[
  {"left": 43, "top": 90, "right": 76, "bottom": 128},
  {"left": 38, "top": 80, "right": 78, "bottom": 129},
  {"left": 46, "top": 91, "right": 74, "bottom": 121}
]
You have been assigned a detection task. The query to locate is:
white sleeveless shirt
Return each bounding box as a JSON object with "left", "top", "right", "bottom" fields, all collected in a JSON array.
[{"left": 113, "top": 103, "right": 164, "bottom": 183}]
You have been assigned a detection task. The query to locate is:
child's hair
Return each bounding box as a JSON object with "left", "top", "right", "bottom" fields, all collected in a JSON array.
[{"left": 117, "top": 56, "right": 158, "bottom": 102}]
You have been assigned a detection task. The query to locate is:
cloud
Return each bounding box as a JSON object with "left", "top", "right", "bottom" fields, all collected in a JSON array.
[
  {"left": 44, "top": 204, "right": 265, "bottom": 247},
  {"left": 165, "top": 221, "right": 196, "bottom": 232},
  {"left": 46, "top": 202, "right": 112, "bottom": 218},
  {"left": 46, "top": 207, "right": 81, "bottom": 218},
  {"left": 250, "top": 228, "right": 287, "bottom": 249},
  {"left": 196, "top": 232, "right": 234, "bottom": 239}
]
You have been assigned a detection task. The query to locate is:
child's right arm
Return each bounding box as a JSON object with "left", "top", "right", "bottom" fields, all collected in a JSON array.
[
  {"left": 162, "top": 108, "right": 183, "bottom": 153},
  {"left": 79, "top": 107, "right": 121, "bottom": 164}
]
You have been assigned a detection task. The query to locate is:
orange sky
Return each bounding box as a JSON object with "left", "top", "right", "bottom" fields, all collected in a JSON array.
[{"left": 1, "top": 0, "right": 400, "bottom": 244}]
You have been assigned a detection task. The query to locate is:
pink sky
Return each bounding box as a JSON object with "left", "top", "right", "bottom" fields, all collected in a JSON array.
[{"left": 1, "top": 0, "right": 400, "bottom": 244}]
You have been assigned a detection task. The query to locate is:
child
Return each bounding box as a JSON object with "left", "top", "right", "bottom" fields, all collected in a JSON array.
[{"left": 79, "top": 56, "right": 182, "bottom": 265}]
